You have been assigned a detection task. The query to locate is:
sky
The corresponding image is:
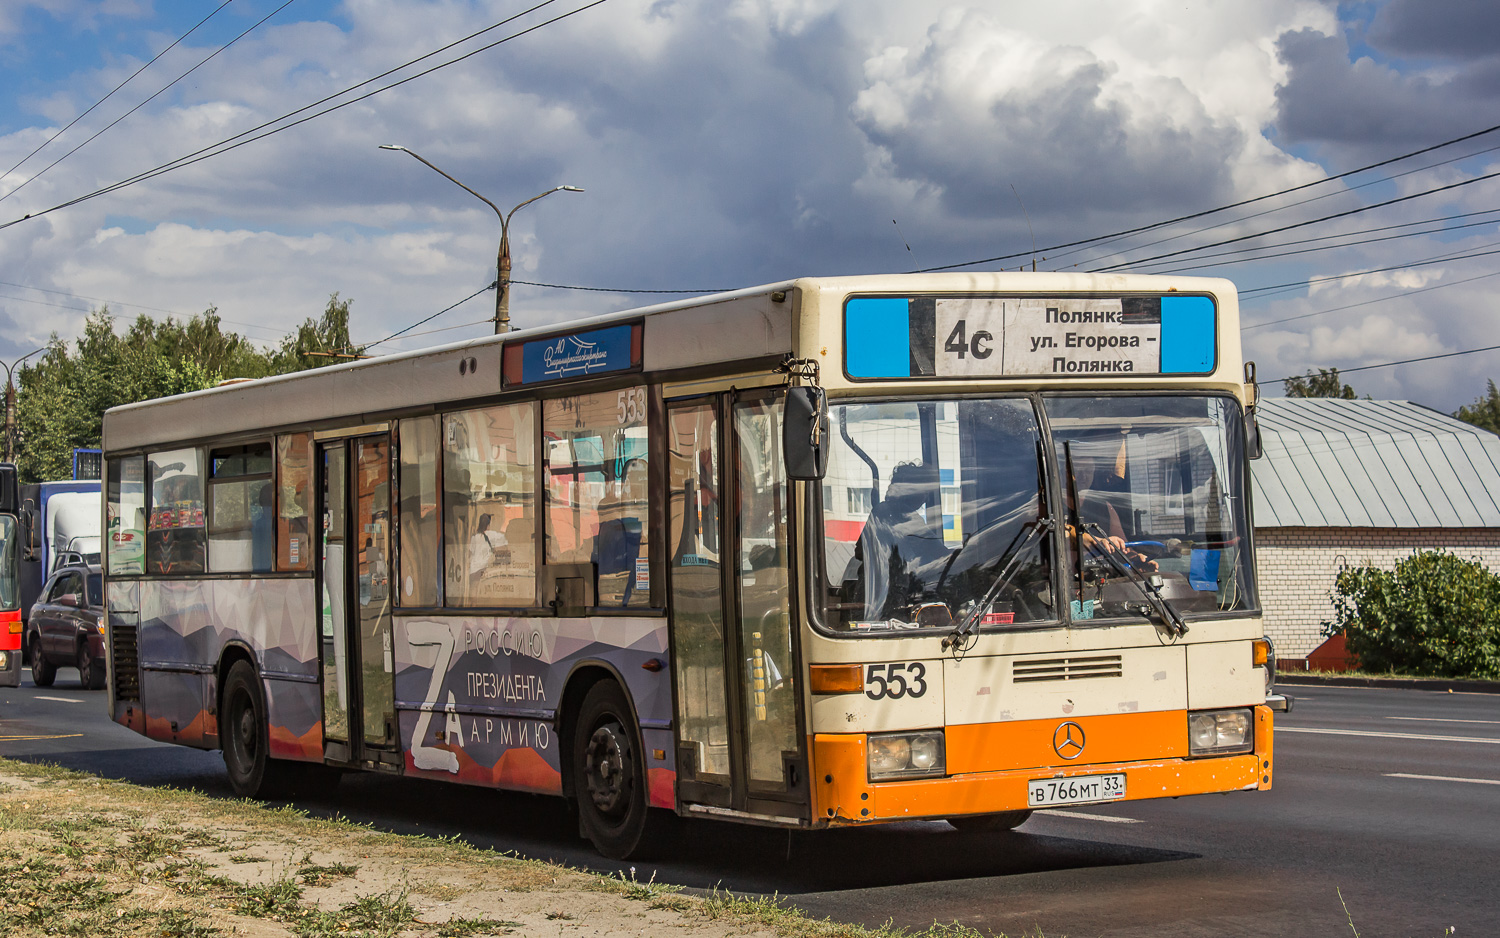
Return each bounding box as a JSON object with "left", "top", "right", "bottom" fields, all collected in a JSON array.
[{"left": 1, "top": 0, "right": 1499, "bottom": 409}]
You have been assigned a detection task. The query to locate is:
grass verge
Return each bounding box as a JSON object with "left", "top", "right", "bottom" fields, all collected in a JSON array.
[{"left": 0, "top": 758, "right": 1019, "bottom": 938}]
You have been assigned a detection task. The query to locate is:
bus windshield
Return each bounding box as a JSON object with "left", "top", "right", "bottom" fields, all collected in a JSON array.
[
  {"left": 815, "top": 394, "right": 1254, "bottom": 633},
  {"left": 0, "top": 515, "right": 17, "bottom": 612}
]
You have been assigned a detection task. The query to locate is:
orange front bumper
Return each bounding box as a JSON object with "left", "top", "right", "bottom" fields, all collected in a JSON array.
[{"left": 813, "top": 705, "right": 1274, "bottom": 825}]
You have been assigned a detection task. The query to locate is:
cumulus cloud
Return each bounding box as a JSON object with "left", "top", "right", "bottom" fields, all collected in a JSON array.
[{"left": 1, "top": 0, "right": 1498, "bottom": 409}]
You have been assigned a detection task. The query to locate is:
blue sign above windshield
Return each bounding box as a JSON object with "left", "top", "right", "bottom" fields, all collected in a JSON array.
[{"left": 844, "top": 294, "right": 1218, "bottom": 379}]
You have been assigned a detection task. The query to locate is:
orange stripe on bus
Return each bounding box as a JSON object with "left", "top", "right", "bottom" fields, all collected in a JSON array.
[{"left": 946, "top": 709, "right": 1187, "bottom": 775}]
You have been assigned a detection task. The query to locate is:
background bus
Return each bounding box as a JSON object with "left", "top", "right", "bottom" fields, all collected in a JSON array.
[
  {"left": 103, "top": 273, "right": 1284, "bottom": 858},
  {"left": 0, "top": 463, "right": 22, "bottom": 685}
]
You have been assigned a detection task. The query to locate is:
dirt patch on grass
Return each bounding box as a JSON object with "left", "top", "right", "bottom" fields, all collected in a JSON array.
[{"left": 0, "top": 759, "right": 1007, "bottom": 938}]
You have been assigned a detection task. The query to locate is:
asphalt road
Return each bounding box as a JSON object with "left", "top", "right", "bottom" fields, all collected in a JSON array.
[{"left": 2, "top": 671, "right": 1496, "bottom": 937}]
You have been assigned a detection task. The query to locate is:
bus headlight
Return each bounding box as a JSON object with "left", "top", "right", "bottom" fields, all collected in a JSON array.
[
  {"left": 868, "top": 731, "right": 946, "bottom": 781},
  {"left": 1187, "top": 709, "right": 1253, "bottom": 756}
]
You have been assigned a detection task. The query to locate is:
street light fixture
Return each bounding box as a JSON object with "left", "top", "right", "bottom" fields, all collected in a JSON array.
[
  {"left": 379, "top": 144, "right": 583, "bottom": 334},
  {"left": 3, "top": 346, "right": 48, "bottom": 465}
]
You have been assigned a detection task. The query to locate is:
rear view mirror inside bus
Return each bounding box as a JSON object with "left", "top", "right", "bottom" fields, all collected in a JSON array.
[{"left": 783, "top": 386, "right": 829, "bottom": 481}]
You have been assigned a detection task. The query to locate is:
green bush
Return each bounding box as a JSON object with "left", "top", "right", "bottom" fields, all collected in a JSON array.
[{"left": 1323, "top": 550, "right": 1500, "bottom": 679}]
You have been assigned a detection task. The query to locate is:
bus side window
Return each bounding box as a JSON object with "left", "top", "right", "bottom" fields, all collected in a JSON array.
[
  {"left": 398, "top": 416, "right": 440, "bottom": 606},
  {"left": 207, "top": 442, "right": 273, "bottom": 573},
  {"left": 443, "top": 403, "right": 537, "bottom": 608},
  {"left": 146, "top": 448, "right": 206, "bottom": 576},
  {"left": 106, "top": 455, "right": 146, "bottom": 576},
  {"left": 276, "top": 433, "right": 313, "bottom": 572},
  {"left": 543, "top": 388, "right": 651, "bottom": 608}
]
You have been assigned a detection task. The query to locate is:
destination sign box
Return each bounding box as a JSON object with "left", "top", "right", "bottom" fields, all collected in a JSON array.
[{"left": 845, "top": 294, "right": 1216, "bottom": 380}]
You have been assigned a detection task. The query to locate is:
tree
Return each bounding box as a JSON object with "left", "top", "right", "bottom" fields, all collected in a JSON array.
[
  {"left": 13, "top": 294, "right": 365, "bottom": 482},
  {"left": 270, "top": 293, "right": 366, "bottom": 372},
  {"left": 1283, "top": 367, "right": 1358, "bottom": 399},
  {"left": 1455, "top": 379, "right": 1500, "bottom": 435}
]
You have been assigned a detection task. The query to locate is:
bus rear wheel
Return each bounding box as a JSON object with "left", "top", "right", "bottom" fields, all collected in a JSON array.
[
  {"left": 573, "top": 680, "right": 654, "bottom": 859},
  {"left": 947, "top": 810, "right": 1033, "bottom": 833}
]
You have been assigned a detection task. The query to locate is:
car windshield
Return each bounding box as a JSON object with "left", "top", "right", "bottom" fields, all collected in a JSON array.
[
  {"left": 87, "top": 573, "right": 103, "bottom": 607},
  {"left": 817, "top": 398, "right": 1052, "bottom": 632},
  {"left": 0, "top": 516, "right": 16, "bottom": 611},
  {"left": 1048, "top": 394, "right": 1255, "bottom": 619}
]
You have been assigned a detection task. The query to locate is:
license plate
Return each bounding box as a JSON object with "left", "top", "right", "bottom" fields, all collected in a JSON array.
[{"left": 1027, "top": 773, "right": 1127, "bottom": 807}]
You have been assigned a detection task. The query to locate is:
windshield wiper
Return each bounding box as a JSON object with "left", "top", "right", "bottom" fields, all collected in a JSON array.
[
  {"left": 942, "top": 517, "right": 1054, "bottom": 652},
  {"left": 1081, "top": 521, "right": 1189, "bottom": 637}
]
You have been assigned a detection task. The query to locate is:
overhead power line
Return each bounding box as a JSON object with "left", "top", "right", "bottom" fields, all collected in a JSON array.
[
  {"left": 915, "top": 120, "right": 1500, "bottom": 273},
  {"left": 1, "top": 0, "right": 296, "bottom": 205},
  {"left": 1242, "top": 267, "right": 1500, "bottom": 332},
  {"left": 1273, "top": 343, "right": 1500, "bottom": 385},
  {"left": 0, "top": 0, "right": 236, "bottom": 198},
  {"left": 1057, "top": 140, "right": 1500, "bottom": 272},
  {"left": 0, "top": 0, "right": 606, "bottom": 232},
  {"left": 1087, "top": 168, "right": 1500, "bottom": 274},
  {"left": 360, "top": 283, "right": 495, "bottom": 352},
  {"left": 1142, "top": 213, "right": 1500, "bottom": 274},
  {"left": 509, "top": 279, "right": 734, "bottom": 294},
  {"left": 1238, "top": 242, "right": 1500, "bottom": 298}
]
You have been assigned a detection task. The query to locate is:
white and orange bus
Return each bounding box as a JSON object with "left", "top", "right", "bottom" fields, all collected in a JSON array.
[{"left": 102, "top": 273, "right": 1286, "bottom": 858}]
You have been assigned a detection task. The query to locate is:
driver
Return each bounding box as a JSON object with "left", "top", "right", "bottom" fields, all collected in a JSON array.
[{"left": 1066, "top": 452, "right": 1155, "bottom": 570}]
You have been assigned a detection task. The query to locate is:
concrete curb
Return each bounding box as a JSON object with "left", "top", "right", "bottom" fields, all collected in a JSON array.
[{"left": 1277, "top": 673, "right": 1500, "bottom": 694}]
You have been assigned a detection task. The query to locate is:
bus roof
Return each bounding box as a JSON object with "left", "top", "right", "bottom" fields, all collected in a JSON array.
[{"left": 103, "top": 272, "right": 1240, "bottom": 452}]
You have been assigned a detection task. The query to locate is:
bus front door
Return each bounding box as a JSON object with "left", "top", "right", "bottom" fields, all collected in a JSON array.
[
  {"left": 667, "top": 394, "right": 809, "bottom": 821},
  {"left": 319, "top": 434, "right": 397, "bottom": 767}
]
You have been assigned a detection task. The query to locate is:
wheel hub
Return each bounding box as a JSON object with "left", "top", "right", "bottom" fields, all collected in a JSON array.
[{"left": 584, "top": 722, "right": 631, "bottom": 815}]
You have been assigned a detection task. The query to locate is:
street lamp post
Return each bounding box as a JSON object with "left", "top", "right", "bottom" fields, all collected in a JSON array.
[
  {"left": 3, "top": 346, "right": 48, "bottom": 465},
  {"left": 379, "top": 145, "right": 582, "bottom": 334}
]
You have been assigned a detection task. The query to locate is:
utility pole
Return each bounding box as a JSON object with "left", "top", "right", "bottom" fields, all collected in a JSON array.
[
  {"left": 379, "top": 145, "right": 582, "bottom": 334},
  {"left": 3, "top": 347, "right": 47, "bottom": 465}
]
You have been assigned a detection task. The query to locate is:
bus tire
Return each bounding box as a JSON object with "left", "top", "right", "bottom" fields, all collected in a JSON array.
[
  {"left": 572, "top": 680, "right": 654, "bottom": 859},
  {"left": 30, "top": 637, "right": 56, "bottom": 687},
  {"left": 947, "top": 810, "right": 1032, "bottom": 833},
  {"left": 222, "top": 660, "right": 273, "bottom": 797}
]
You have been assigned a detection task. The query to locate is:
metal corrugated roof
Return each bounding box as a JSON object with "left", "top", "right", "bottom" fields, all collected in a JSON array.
[{"left": 1251, "top": 398, "right": 1500, "bottom": 528}]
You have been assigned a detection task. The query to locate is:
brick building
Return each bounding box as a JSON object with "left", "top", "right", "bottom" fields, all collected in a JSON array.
[{"left": 1250, "top": 398, "right": 1500, "bottom": 661}]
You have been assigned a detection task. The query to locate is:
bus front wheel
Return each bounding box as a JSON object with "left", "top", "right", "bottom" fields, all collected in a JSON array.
[
  {"left": 947, "top": 810, "right": 1033, "bottom": 833},
  {"left": 572, "top": 680, "right": 654, "bottom": 859}
]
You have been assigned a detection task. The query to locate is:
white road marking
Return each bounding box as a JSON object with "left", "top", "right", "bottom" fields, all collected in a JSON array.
[
  {"left": 1386, "top": 773, "right": 1500, "bottom": 786},
  {"left": 1387, "top": 716, "right": 1500, "bottom": 725},
  {"left": 1036, "top": 809, "right": 1142, "bottom": 824},
  {"left": 1280, "top": 726, "right": 1500, "bottom": 745},
  {"left": 33, "top": 696, "right": 84, "bottom": 704}
]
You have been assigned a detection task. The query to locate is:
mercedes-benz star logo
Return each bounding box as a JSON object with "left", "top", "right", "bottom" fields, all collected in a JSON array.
[{"left": 1053, "top": 721, "right": 1086, "bottom": 760}]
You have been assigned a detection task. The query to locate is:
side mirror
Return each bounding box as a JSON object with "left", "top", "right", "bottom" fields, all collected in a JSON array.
[
  {"left": 57, "top": 594, "right": 78, "bottom": 608},
  {"left": 21, "top": 505, "right": 38, "bottom": 562},
  {"left": 783, "top": 386, "right": 829, "bottom": 481},
  {"left": 1244, "top": 361, "right": 1263, "bottom": 460}
]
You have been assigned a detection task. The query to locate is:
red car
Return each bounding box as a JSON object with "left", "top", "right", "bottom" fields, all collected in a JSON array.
[{"left": 26, "top": 564, "right": 106, "bottom": 690}]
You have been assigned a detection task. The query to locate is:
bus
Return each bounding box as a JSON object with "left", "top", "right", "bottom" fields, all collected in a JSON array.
[
  {"left": 0, "top": 463, "right": 21, "bottom": 686},
  {"left": 102, "top": 273, "right": 1287, "bottom": 858}
]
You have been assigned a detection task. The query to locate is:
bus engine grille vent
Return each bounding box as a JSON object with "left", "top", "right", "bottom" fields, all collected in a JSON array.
[
  {"left": 111, "top": 624, "right": 141, "bottom": 701},
  {"left": 1012, "top": 655, "right": 1122, "bottom": 683}
]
